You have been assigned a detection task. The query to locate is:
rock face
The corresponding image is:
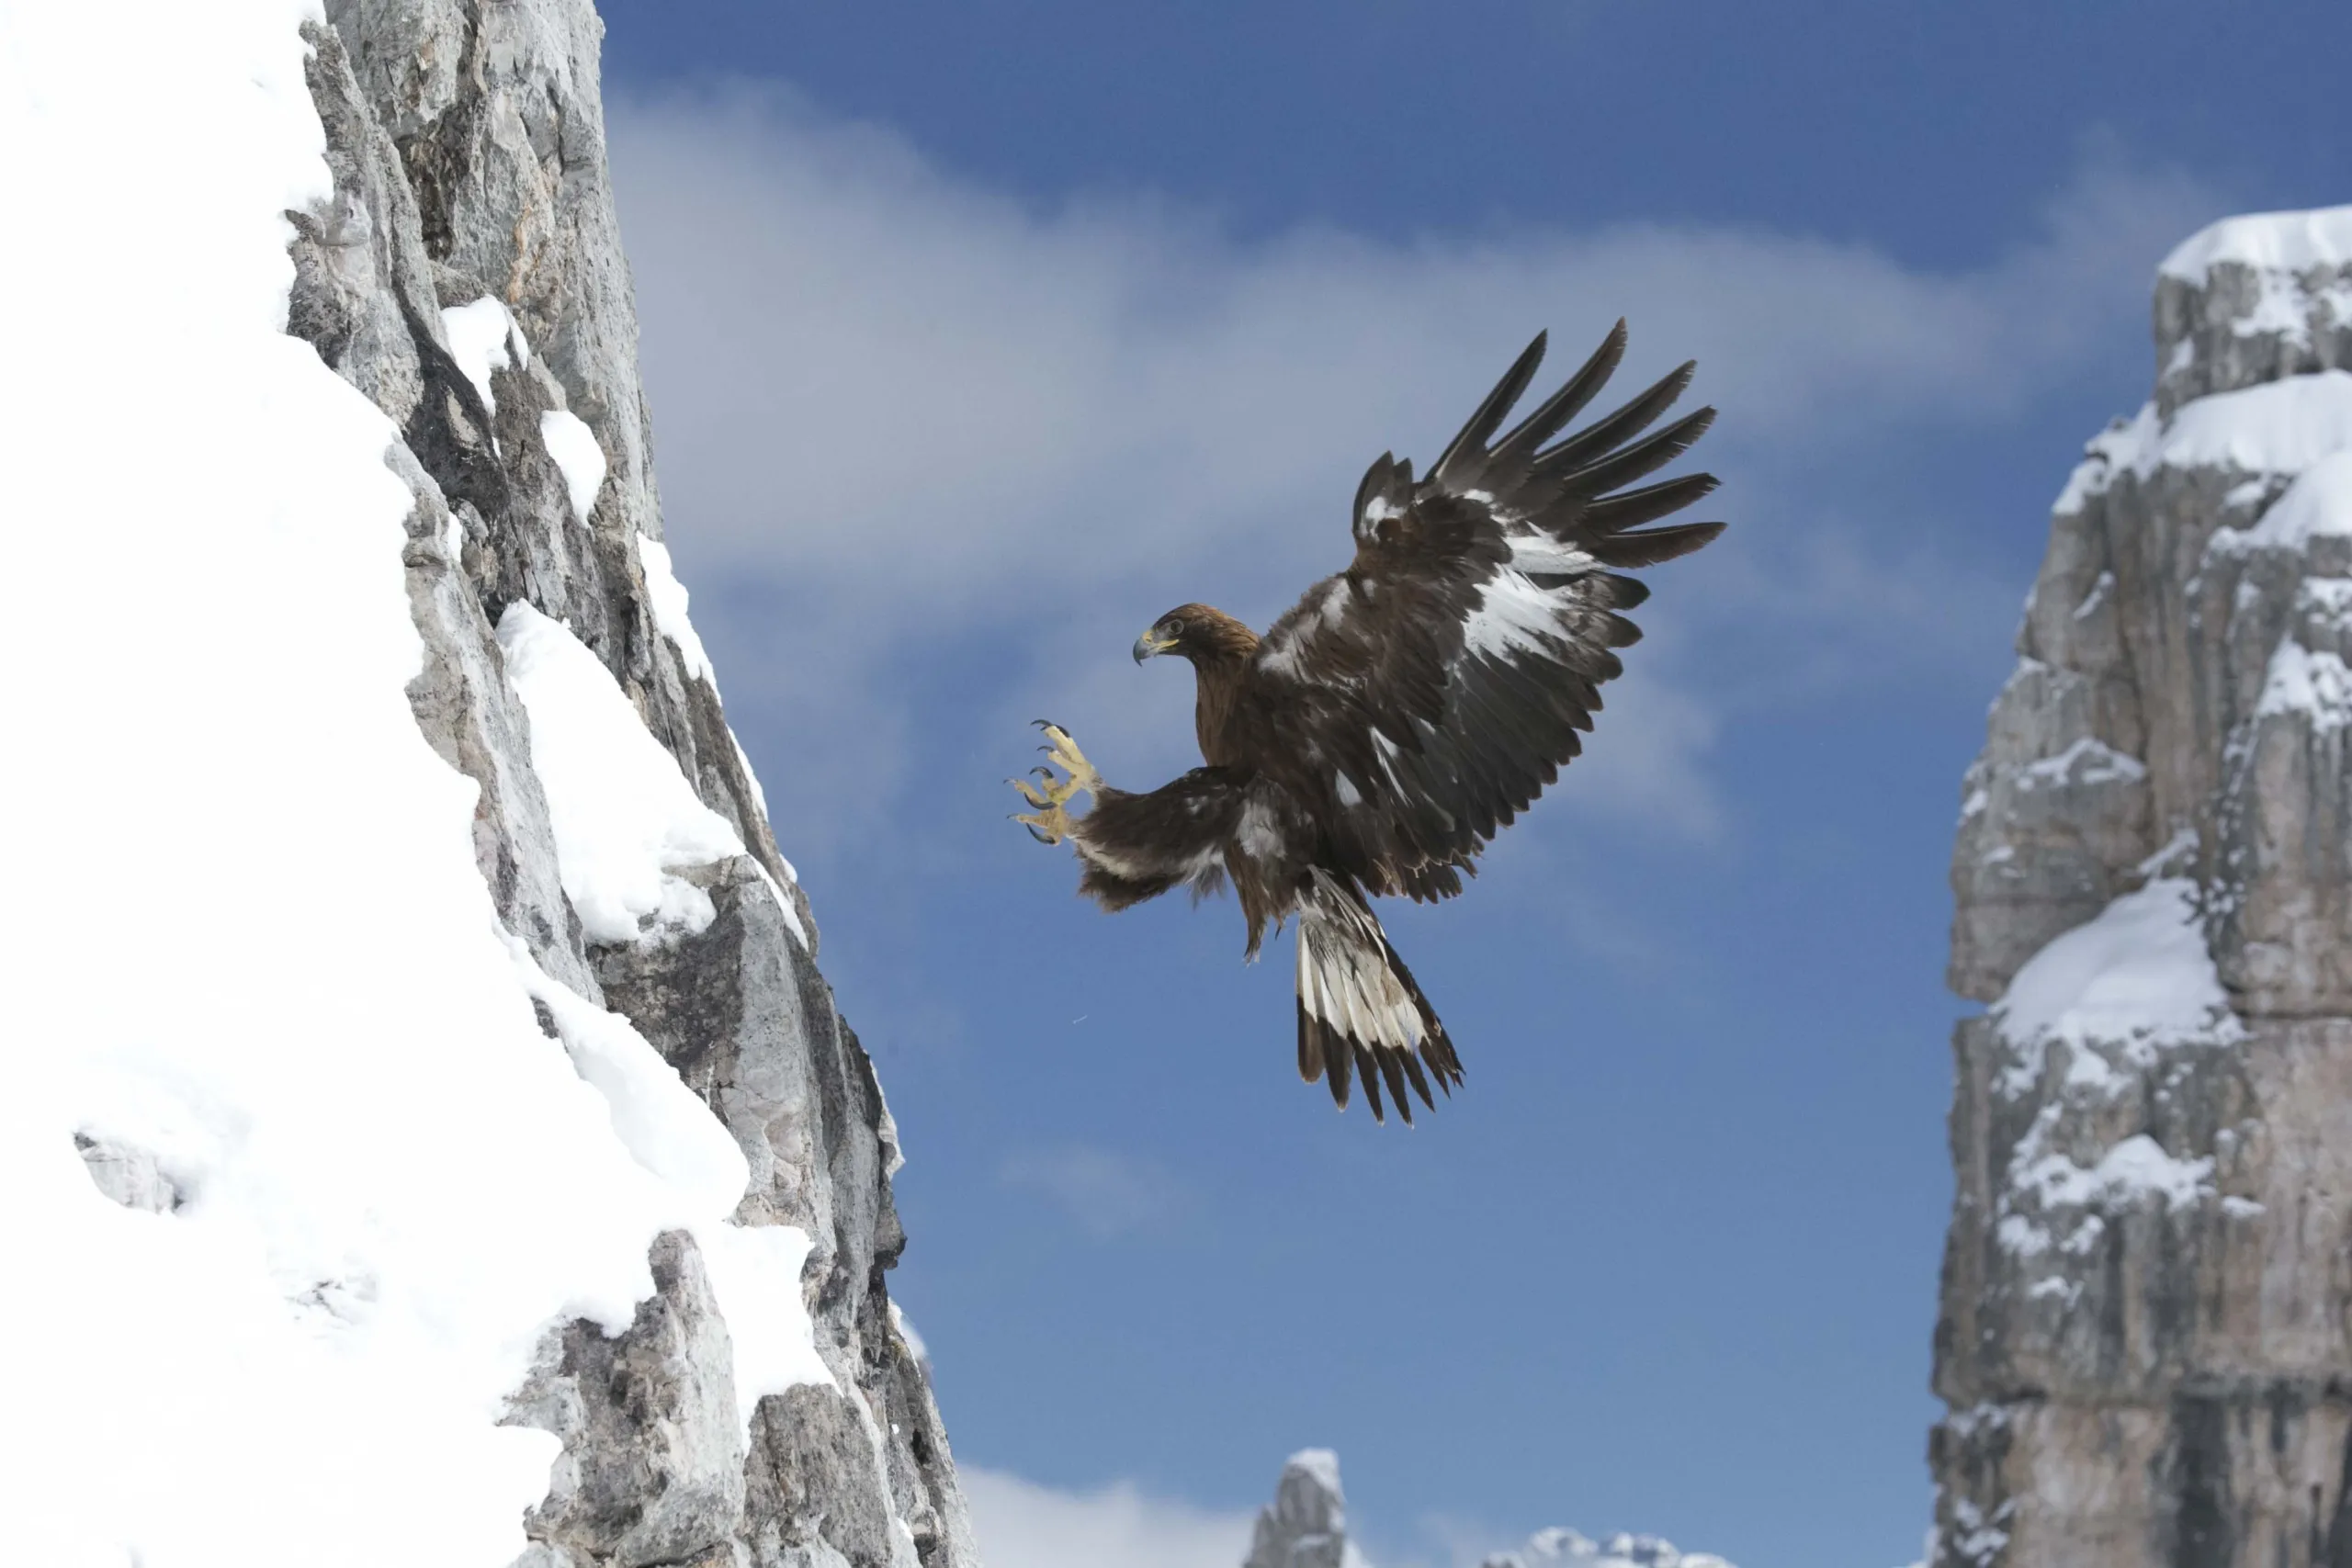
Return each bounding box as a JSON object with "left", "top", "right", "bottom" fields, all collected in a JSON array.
[
  {"left": 286, "top": 6, "right": 976, "bottom": 1564},
  {"left": 1246, "top": 1451, "right": 1357, "bottom": 1568},
  {"left": 1932, "top": 207, "right": 2352, "bottom": 1568}
]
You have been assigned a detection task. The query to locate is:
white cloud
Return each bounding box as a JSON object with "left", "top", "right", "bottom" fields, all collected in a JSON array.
[
  {"left": 998, "top": 1144, "right": 1187, "bottom": 1239},
  {"left": 605, "top": 86, "right": 2218, "bottom": 845},
  {"left": 962, "top": 1465, "right": 1254, "bottom": 1568}
]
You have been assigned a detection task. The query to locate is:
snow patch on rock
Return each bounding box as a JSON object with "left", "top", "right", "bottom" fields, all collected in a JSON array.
[
  {"left": 637, "top": 532, "right": 717, "bottom": 687},
  {"left": 498, "top": 602, "right": 745, "bottom": 943},
  {"left": 541, "top": 408, "right": 607, "bottom": 522},
  {"left": 2056, "top": 375, "right": 2352, "bottom": 515},
  {"left": 2207, "top": 446, "right": 2352, "bottom": 557},
  {"left": 442, "top": 294, "right": 527, "bottom": 416},
  {"left": 1992, "top": 880, "right": 2243, "bottom": 1095},
  {"left": 2012, "top": 1134, "right": 2216, "bottom": 1220},
  {"left": 2257, "top": 639, "right": 2352, "bottom": 729},
  {"left": 2013, "top": 737, "right": 2146, "bottom": 792}
]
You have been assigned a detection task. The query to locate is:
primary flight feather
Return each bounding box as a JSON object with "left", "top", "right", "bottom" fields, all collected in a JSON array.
[{"left": 1012, "top": 323, "right": 1724, "bottom": 1123}]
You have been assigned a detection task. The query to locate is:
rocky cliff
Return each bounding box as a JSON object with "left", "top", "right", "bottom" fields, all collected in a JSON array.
[
  {"left": 303, "top": 6, "right": 978, "bottom": 1562},
  {"left": 1933, "top": 207, "right": 2352, "bottom": 1567},
  {"left": 6, "top": 5, "right": 972, "bottom": 1565},
  {"left": 1245, "top": 1450, "right": 1361, "bottom": 1568}
]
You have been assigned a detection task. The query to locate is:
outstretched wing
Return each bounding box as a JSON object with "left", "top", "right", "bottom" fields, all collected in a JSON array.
[{"left": 1248, "top": 324, "right": 1723, "bottom": 901}]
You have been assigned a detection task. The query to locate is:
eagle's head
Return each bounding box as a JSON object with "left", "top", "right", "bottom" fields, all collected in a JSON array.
[{"left": 1134, "top": 604, "right": 1258, "bottom": 666}]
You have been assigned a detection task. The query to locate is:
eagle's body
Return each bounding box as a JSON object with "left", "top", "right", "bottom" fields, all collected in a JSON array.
[{"left": 1013, "top": 325, "right": 1724, "bottom": 1123}]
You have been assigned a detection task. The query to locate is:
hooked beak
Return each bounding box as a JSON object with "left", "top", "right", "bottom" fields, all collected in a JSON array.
[{"left": 1133, "top": 627, "right": 1178, "bottom": 665}]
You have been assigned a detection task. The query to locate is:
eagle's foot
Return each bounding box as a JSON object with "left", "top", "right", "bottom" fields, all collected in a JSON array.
[
  {"left": 1007, "top": 720, "right": 1101, "bottom": 845},
  {"left": 1011, "top": 798, "right": 1073, "bottom": 845},
  {"left": 1033, "top": 720, "right": 1102, "bottom": 798}
]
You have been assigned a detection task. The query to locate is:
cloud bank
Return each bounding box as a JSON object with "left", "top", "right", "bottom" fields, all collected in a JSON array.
[{"left": 962, "top": 1466, "right": 1254, "bottom": 1568}]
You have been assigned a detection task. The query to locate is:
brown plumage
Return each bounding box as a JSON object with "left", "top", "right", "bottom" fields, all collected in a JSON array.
[{"left": 1013, "top": 325, "right": 1724, "bottom": 1123}]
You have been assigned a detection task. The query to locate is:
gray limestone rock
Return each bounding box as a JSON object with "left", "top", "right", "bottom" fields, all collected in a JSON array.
[
  {"left": 2154, "top": 241, "right": 2352, "bottom": 419},
  {"left": 507, "top": 1231, "right": 747, "bottom": 1568},
  {"left": 1245, "top": 1450, "right": 1353, "bottom": 1568},
  {"left": 742, "top": 1383, "right": 921, "bottom": 1568},
  {"left": 1931, "top": 209, "right": 2352, "bottom": 1567},
  {"left": 278, "top": 4, "right": 969, "bottom": 1563}
]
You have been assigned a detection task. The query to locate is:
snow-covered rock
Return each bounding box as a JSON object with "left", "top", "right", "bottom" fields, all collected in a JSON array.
[
  {"left": 0, "top": 3, "right": 969, "bottom": 1565},
  {"left": 1933, "top": 204, "right": 2352, "bottom": 1567},
  {"left": 1480, "top": 1529, "right": 1735, "bottom": 1568},
  {"left": 2155, "top": 208, "right": 2352, "bottom": 418},
  {"left": 1245, "top": 1450, "right": 1360, "bottom": 1568}
]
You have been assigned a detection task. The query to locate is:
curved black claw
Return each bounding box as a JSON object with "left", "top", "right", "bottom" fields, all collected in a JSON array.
[{"left": 1023, "top": 820, "right": 1055, "bottom": 844}]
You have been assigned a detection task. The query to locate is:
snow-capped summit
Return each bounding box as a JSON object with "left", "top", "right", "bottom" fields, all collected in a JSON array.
[
  {"left": 2159, "top": 205, "right": 2352, "bottom": 285},
  {"left": 2152, "top": 203, "right": 2352, "bottom": 418},
  {"left": 1245, "top": 1449, "right": 1367, "bottom": 1568}
]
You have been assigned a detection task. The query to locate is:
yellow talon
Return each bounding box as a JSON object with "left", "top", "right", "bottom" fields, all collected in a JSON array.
[
  {"left": 1012, "top": 802, "right": 1072, "bottom": 845},
  {"left": 1010, "top": 720, "right": 1102, "bottom": 845},
  {"left": 1033, "top": 720, "right": 1102, "bottom": 800}
]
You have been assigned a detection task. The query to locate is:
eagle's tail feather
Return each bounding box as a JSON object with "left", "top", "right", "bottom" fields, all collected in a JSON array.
[{"left": 1295, "top": 873, "right": 1463, "bottom": 1125}]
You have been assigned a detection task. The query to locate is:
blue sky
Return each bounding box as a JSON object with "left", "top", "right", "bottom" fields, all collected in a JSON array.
[{"left": 592, "top": 6, "right": 2347, "bottom": 1564}]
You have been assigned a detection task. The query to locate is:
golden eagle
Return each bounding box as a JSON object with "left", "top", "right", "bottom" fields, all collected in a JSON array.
[{"left": 1012, "top": 324, "right": 1722, "bottom": 1123}]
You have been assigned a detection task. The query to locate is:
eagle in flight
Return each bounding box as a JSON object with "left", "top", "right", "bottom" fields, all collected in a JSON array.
[{"left": 1012, "top": 324, "right": 1722, "bottom": 1123}]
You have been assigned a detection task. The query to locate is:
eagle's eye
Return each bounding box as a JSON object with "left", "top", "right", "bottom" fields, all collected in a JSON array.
[{"left": 1165, "top": 617, "right": 1185, "bottom": 637}]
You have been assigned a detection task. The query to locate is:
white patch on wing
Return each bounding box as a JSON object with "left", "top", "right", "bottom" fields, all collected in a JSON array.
[
  {"left": 1461, "top": 567, "right": 1566, "bottom": 661},
  {"left": 1506, "top": 527, "right": 1594, "bottom": 576},
  {"left": 1334, "top": 771, "right": 1363, "bottom": 807},
  {"left": 1235, "top": 795, "right": 1283, "bottom": 861},
  {"left": 1255, "top": 578, "right": 1351, "bottom": 682},
  {"left": 1256, "top": 640, "right": 1306, "bottom": 680}
]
